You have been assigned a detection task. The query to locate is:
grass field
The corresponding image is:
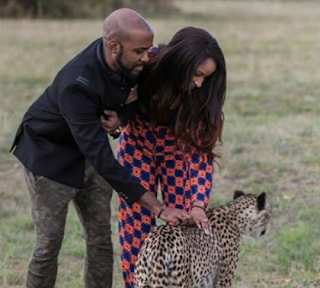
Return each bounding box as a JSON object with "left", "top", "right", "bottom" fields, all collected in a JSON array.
[{"left": 1, "top": 1, "right": 320, "bottom": 287}]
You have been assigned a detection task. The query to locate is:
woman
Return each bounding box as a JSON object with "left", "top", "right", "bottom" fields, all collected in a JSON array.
[{"left": 117, "top": 26, "right": 227, "bottom": 288}]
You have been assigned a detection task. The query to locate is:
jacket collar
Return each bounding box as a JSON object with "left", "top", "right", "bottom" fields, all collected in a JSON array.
[{"left": 96, "top": 38, "right": 124, "bottom": 83}]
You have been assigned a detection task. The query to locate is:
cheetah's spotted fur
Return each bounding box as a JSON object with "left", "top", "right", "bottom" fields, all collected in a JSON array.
[{"left": 134, "top": 190, "right": 271, "bottom": 288}]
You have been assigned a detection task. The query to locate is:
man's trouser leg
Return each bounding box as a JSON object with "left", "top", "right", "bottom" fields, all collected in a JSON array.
[
  {"left": 73, "top": 163, "right": 113, "bottom": 288},
  {"left": 24, "top": 168, "right": 78, "bottom": 288}
]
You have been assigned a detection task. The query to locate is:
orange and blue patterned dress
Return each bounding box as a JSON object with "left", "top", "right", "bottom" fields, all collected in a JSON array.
[{"left": 117, "top": 112, "right": 213, "bottom": 288}]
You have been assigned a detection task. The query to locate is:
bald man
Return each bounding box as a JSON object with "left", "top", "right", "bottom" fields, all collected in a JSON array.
[{"left": 10, "top": 8, "right": 191, "bottom": 288}]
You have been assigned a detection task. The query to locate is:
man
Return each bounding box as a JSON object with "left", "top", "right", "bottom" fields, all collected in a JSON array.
[{"left": 10, "top": 8, "right": 191, "bottom": 288}]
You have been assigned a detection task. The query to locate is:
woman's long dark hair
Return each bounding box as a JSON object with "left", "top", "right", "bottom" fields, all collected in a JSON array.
[{"left": 138, "top": 26, "right": 227, "bottom": 159}]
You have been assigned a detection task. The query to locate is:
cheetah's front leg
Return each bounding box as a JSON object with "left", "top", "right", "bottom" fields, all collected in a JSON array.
[{"left": 213, "top": 240, "right": 240, "bottom": 288}]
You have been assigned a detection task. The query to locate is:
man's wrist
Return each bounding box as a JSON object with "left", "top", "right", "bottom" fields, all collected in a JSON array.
[
  {"left": 152, "top": 203, "right": 166, "bottom": 216},
  {"left": 109, "top": 126, "right": 123, "bottom": 138},
  {"left": 137, "top": 191, "right": 165, "bottom": 215},
  {"left": 156, "top": 205, "right": 167, "bottom": 218}
]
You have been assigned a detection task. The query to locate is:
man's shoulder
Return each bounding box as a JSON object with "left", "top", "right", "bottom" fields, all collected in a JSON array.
[
  {"left": 58, "top": 38, "right": 103, "bottom": 83},
  {"left": 56, "top": 60, "right": 104, "bottom": 96}
]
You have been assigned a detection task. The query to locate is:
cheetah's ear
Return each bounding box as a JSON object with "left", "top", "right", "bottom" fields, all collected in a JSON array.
[
  {"left": 257, "top": 192, "right": 266, "bottom": 211},
  {"left": 234, "top": 190, "right": 245, "bottom": 199}
]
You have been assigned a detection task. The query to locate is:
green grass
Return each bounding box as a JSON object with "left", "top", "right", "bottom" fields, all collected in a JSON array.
[{"left": 1, "top": 1, "right": 320, "bottom": 287}]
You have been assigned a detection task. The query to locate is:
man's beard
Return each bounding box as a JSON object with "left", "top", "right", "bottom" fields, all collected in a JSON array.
[{"left": 116, "top": 45, "right": 142, "bottom": 80}]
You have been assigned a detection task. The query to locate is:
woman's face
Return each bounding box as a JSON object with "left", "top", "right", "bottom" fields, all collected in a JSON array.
[{"left": 190, "top": 58, "right": 217, "bottom": 90}]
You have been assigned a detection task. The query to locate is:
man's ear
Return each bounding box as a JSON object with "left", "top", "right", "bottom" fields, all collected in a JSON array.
[{"left": 108, "top": 39, "right": 120, "bottom": 54}]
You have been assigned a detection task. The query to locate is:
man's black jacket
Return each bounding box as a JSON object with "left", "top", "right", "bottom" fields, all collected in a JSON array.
[{"left": 10, "top": 38, "right": 145, "bottom": 204}]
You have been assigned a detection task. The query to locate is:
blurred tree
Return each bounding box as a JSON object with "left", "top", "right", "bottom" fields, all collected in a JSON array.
[
  {"left": 0, "top": 0, "right": 178, "bottom": 18},
  {"left": 117, "top": 0, "right": 178, "bottom": 13}
]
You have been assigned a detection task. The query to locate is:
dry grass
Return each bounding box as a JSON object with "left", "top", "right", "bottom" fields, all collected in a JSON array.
[{"left": 1, "top": 1, "right": 320, "bottom": 287}]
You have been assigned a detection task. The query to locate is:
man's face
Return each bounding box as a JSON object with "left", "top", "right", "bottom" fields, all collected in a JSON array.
[{"left": 115, "top": 29, "right": 153, "bottom": 80}]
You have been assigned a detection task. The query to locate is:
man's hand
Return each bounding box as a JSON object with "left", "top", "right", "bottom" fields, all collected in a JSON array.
[
  {"left": 158, "top": 207, "right": 193, "bottom": 224},
  {"left": 100, "top": 110, "right": 121, "bottom": 133},
  {"left": 137, "top": 191, "right": 193, "bottom": 225},
  {"left": 100, "top": 86, "right": 137, "bottom": 133}
]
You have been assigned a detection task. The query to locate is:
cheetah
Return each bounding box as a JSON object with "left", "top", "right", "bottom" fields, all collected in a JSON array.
[{"left": 134, "top": 190, "right": 271, "bottom": 288}]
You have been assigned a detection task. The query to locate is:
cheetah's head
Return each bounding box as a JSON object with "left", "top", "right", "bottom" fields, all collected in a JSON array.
[{"left": 233, "top": 190, "right": 271, "bottom": 238}]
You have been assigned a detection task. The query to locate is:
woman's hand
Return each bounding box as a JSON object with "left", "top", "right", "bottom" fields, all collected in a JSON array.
[
  {"left": 190, "top": 205, "right": 211, "bottom": 235},
  {"left": 126, "top": 85, "right": 138, "bottom": 104}
]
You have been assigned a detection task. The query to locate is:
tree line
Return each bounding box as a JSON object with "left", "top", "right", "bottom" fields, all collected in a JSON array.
[{"left": 0, "top": 0, "right": 178, "bottom": 18}]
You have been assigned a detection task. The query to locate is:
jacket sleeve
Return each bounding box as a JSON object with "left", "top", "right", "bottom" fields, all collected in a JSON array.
[
  {"left": 118, "top": 101, "right": 138, "bottom": 126},
  {"left": 59, "top": 83, "right": 146, "bottom": 204}
]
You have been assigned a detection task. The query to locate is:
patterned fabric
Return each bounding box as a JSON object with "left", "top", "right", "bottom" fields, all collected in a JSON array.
[
  {"left": 23, "top": 162, "right": 113, "bottom": 288},
  {"left": 117, "top": 113, "right": 214, "bottom": 288}
]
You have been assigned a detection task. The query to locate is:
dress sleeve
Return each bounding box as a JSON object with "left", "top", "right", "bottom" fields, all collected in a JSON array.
[
  {"left": 188, "top": 151, "right": 214, "bottom": 207},
  {"left": 59, "top": 83, "right": 146, "bottom": 204}
]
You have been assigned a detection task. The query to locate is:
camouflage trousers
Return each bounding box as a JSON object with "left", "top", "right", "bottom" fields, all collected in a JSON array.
[{"left": 23, "top": 162, "right": 113, "bottom": 288}]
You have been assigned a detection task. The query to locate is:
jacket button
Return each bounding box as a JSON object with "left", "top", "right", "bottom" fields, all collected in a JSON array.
[
  {"left": 120, "top": 103, "right": 124, "bottom": 107},
  {"left": 120, "top": 87, "right": 125, "bottom": 90}
]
